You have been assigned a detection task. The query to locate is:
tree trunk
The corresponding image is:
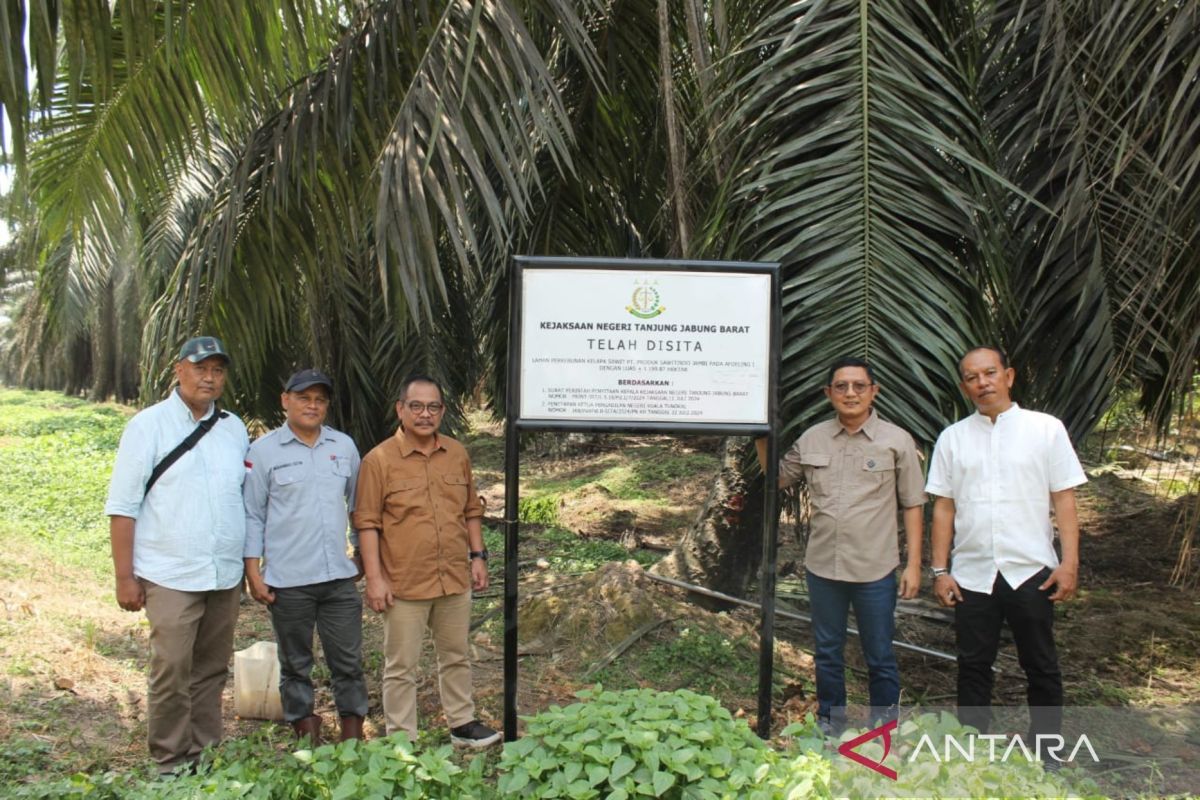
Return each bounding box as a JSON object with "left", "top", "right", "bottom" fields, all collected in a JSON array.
[{"left": 650, "top": 437, "right": 765, "bottom": 608}]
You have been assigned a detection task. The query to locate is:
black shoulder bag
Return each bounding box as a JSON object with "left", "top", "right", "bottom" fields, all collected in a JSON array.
[{"left": 144, "top": 408, "right": 230, "bottom": 495}]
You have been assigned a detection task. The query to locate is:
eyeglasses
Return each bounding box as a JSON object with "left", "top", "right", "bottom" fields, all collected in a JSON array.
[
  {"left": 830, "top": 381, "right": 874, "bottom": 395},
  {"left": 405, "top": 401, "right": 444, "bottom": 415}
]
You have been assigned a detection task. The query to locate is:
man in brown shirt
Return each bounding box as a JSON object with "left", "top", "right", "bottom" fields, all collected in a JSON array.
[
  {"left": 757, "top": 357, "right": 925, "bottom": 733},
  {"left": 352, "top": 375, "right": 499, "bottom": 748}
]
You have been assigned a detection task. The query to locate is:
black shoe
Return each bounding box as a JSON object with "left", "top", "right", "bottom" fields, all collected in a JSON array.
[{"left": 450, "top": 720, "right": 501, "bottom": 748}]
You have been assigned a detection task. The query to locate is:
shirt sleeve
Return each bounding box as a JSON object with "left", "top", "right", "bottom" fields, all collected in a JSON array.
[
  {"left": 895, "top": 432, "right": 928, "bottom": 508},
  {"left": 242, "top": 441, "right": 269, "bottom": 559},
  {"left": 924, "top": 430, "right": 955, "bottom": 498},
  {"left": 351, "top": 450, "right": 386, "bottom": 532},
  {"left": 345, "top": 443, "right": 362, "bottom": 548},
  {"left": 463, "top": 456, "right": 484, "bottom": 520},
  {"left": 104, "top": 416, "right": 153, "bottom": 518},
  {"left": 778, "top": 437, "right": 805, "bottom": 487},
  {"left": 1047, "top": 419, "right": 1087, "bottom": 492}
]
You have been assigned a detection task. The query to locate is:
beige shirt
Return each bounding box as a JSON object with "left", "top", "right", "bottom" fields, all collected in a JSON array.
[
  {"left": 780, "top": 410, "right": 926, "bottom": 582},
  {"left": 352, "top": 430, "right": 483, "bottom": 600}
]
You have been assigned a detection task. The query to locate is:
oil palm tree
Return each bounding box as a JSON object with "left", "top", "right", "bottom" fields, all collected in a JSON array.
[{"left": 0, "top": 0, "right": 1197, "bottom": 585}]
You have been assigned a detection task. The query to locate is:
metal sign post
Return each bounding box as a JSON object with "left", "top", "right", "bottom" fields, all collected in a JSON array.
[{"left": 503, "top": 256, "right": 780, "bottom": 741}]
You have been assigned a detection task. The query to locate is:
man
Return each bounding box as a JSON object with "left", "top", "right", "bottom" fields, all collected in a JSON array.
[
  {"left": 243, "top": 369, "right": 367, "bottom": 745},
  {"left": 105, "top": 336, "right": 249, "bottom": 772},
  {"left": 926, "top": 346, "right": 1085, "bottom": 741},
  {"left": 352, "top": 375, "right": 499, "bottom": 748},
  {"left": 758, "top": 357, "right": 925, "bottom": 731}
]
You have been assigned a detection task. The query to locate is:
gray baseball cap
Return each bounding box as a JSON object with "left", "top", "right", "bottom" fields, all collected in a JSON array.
[
  {"left": 178, "top": 336, "right": 230, "bottom": 364},
  {"left": 285, "top": 368, "right": 333, "bottom": 393}
]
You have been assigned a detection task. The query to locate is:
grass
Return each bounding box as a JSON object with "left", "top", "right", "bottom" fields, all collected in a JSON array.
[
  {"left": 6, "top": 387, "right": 1195, "bottom": 798},
  {"left": 522, "top": 445, "right": 717, "bottom": 504},
  {"left": 0, "top": 389, "right": 130, "bottom": 579},
  {"left": 538, "top": 527, "right": 658, "bottom": 570},
  {"left": 591, "top": 623, "right": 759, "bottom": 697}
]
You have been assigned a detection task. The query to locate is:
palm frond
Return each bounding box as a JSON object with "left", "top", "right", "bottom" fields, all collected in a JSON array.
[{"left": 704, "top": 0, "right": 992, "bottom": 445}]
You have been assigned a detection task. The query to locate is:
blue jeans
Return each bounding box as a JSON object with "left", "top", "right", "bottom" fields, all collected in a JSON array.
[{"left": 806, "top": 571, "right": 899, "bottom": 725}]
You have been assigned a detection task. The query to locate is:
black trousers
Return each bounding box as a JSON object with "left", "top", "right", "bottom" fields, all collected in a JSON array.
[
  {"left": 955, "top": 567, "right": 1063, "bottom": 737},
  {"left": 269, "top": 578, "right": 369, "bottom": 722}
]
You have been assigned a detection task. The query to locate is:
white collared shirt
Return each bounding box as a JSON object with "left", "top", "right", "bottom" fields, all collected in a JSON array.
[
  {"left": 105, "top": 389, "right": 249, "bottom": 591},
  {"left": 925, "top": 404, "right": 1086, "bottom": 593}
]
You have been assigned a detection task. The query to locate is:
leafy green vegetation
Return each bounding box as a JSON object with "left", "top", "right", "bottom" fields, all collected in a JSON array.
[
  {"left": 1, "top": 731, "right": 490, "bottom": 799},
  {"left": 537, "top": 527, "right": 657, "bottom": 571},
  {"left": 522, "top": 446, "right": 717, "bottom": 505},
  {"left": 499, "top": 686, "right": 788, "bottom": 799},
  {"left": 0, "top": 704, "right": 1096, "bottom": 800},
  {"left": 518, "top": 495, "right": 560, "bottom": 526},
  {"left": 0, "top": 737, "right": 54, "bottom": 785},
  {"left": 644, "top": 628, "right": 755, "bottom": 693},
  {"left": 0, "top": 389, "right": 129, "bottom": 577}
]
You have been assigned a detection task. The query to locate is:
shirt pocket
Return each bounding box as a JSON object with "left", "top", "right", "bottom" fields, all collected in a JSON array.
[
  {"left": 384, "top": 477, "right": 426, "bottom": 519},
  {"left": 323, "top": 455, "right": 353, "bottom": 480},
  {"left": 862, "top": 452, "right": 897, "bottom": 493},
  {"left": 273, "top": 465, "right": 305, "bottom": 487},
  {"left": 800, "top": 452, "right": 832, "bottom": 496},
  {"left": 440, "top": 472, "right": 469, "bottom": 510}
]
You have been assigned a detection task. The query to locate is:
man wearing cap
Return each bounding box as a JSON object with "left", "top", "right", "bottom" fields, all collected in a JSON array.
[
  {"left": 105, "top": 336, "right": 250, "bottom": 772},
  {"left": 243, "top": 369, "right": 367, "bottom": 744},
  {"left": 353, "top": 374, "right": 499, "bottom": 748}
]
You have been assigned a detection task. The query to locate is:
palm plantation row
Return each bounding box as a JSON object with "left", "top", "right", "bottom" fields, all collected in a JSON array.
[{"left": 0, "top": 0, "right": 1196, "bottom": 454}]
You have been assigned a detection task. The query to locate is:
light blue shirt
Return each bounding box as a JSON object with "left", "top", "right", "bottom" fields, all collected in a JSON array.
[
  {"left": 105, "top": 389, "right": 250, "bottom": 591},
  {"left": 243, "top": 423, "right": 360, "bottom": 588}
]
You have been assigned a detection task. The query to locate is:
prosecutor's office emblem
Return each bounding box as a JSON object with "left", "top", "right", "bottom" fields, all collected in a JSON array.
[{"left": 626, "top": 280, "right": 666, "bottom": 319}]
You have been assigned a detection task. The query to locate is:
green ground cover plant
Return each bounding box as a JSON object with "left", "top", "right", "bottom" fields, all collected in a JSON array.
[
  {"left": 538, "top": 527, "right": 657, "bottom": 570},
  {"left": 2, "top": 692, "right": 1094, "bottom": 799},
  {"left": 0, "top": 389, "right": 1173, "bottom": 797},
  {"left": 0, "top": 389, "right": 129, "bottom": 577},
  {"left": 498, "top": 686, "right": 789, "bottom": 799}
]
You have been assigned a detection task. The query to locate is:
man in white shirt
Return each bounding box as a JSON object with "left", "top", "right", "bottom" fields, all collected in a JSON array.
[
  {"left": 926, "top": 346, "right": 1085, "bottom": 740},
  {"left": 105, "top": 336, "right": 250, "bottom": 773}
]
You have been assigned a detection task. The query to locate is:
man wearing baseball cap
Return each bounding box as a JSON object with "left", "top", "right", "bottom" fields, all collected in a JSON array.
[
  {"left": 105, "top": 336, "right": 250, "bottom": 773},
  {"left": 243, "top": 369, "right": 367, "bottom": 744}
]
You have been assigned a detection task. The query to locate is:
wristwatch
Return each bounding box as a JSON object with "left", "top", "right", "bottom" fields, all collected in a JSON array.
[
  {"left": 469, "top": 549, "right": 490, "bottom": 561},
  {"left": 930, "top": 566, "right": 949, "bottom": 579}
]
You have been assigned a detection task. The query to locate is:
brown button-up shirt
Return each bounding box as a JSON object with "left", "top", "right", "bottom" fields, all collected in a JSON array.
[
  {"left": 352, "top": 430, "right": 483, "bottom": 600},
  {"left": 779, "top": 410, "right": 926, "bottom": 582}
]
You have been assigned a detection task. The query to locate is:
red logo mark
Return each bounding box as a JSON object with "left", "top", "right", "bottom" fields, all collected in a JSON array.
[{"left": 837, "top": 718, "right": 898, "bottom": 780}]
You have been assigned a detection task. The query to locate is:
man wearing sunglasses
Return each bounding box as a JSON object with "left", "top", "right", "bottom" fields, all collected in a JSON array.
[
  {"left": 352, "top": 374, "right": 499, "bottom": 748},
  {"left": 758, "top": 357, "right": 925, "bottom": 734}
]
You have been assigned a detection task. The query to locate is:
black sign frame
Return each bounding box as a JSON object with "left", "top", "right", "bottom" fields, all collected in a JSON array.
[{"left": 503, "top": 256, "right": 782, "bottom": 739}]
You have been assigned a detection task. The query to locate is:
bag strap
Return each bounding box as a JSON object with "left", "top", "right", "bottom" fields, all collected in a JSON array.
[{"left": 145, "top": 408, "right": 230, "bottom": 495}]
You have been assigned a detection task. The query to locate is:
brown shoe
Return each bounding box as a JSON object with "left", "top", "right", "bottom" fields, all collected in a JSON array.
[
  {"left": 339, "top": 715, "right": 365, "bottom": 742},
  {"left": 291, "top": 714, "right": 322, "bottom": 745}
]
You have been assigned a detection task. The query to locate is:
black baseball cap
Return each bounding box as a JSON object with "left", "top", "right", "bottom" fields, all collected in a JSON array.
[
  {"left": 285, "top": 368, "right": 334, "bottom": 393},
  {"left": 178, "top": 336, "right": 230, "bottom": 364}
]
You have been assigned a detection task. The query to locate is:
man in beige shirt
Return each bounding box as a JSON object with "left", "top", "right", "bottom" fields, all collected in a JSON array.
[
  {"left": 352, "top": 374, "right": 499, "bottom": 748},
  {"left": 758, "top": 357, "right": 925, "bottom": 732}
]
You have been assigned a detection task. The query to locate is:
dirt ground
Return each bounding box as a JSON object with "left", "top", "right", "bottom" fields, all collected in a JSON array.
[{"left": 1, "top": 425, "right": 1198, "bottom": 793}]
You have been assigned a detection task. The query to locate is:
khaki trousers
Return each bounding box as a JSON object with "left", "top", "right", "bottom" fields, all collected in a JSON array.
[
  {"left": 381, "top": 591, "right": 474, "bottom": 738},
  {"left": 142, "top": 581, "right": 240, "bottom": 770}
]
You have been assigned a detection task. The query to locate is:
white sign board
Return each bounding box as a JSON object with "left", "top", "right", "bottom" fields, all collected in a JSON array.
[{"left": 520, "top": 269, "right": 770, "bottom": 424}]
